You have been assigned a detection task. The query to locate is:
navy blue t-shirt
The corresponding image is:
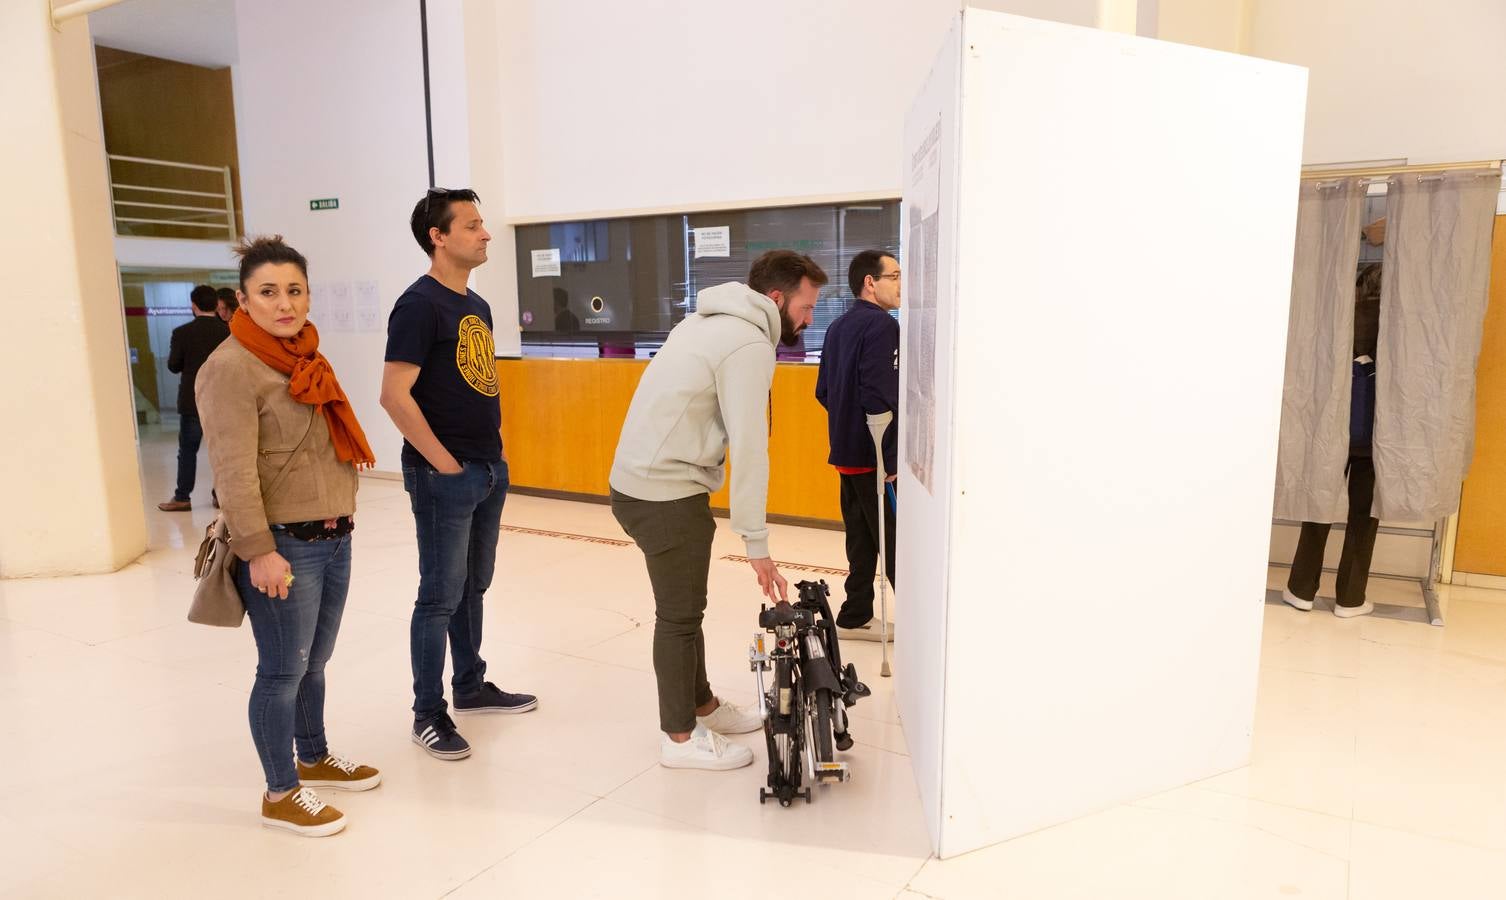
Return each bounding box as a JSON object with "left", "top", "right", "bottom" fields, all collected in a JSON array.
[{"left": 385, "top": 275, "right": 503, "bottom": 466}]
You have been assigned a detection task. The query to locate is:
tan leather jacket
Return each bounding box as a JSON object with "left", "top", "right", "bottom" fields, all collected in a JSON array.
[{"left": 196, "top": 337, "right": 359, "bottom": 560}]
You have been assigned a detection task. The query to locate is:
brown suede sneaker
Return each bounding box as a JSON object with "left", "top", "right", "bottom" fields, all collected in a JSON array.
[
  {"left": 157, "top": 499, "right": 191, "bottom": 512},
  {"left": 296, "top": 754, "right": 382, "bottom": 792},
  {"left": 261, "top": 787, "right": 346, "bottom": 837}
]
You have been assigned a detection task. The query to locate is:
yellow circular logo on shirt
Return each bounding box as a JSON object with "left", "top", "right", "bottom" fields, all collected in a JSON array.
[{"left": 456, "top": 315, "right": 499, "bottom": 397}]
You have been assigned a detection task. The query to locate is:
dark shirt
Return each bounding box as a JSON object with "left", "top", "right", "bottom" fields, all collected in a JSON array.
[
  {"left": 385, "top": 275, "right": 503, "bottom": 466},
  {"left": 815, "top": 299, "right": 899, "bottom": 473},
  {"left": 167, "top": 314, "right": 230, "bottom": 417},
  {"left": 1350, "top": 297, "right": 1380, "bottom": 456}
]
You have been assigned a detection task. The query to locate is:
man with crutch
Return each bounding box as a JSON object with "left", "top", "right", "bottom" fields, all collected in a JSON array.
[{"left": 816, "top": 250, "right": 899, "bottom": 650}]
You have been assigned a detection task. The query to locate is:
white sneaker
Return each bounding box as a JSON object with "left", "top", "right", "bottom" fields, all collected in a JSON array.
[
  {"left": 837, "top": 619, "right": 894, "bottom": 642},
  {"left": 697, "top": 698, "right": 762, "bottom": 735},
  {"left": 660, "top": 725, "right": 754, "bottom": 771},
  {"left": 1334, "top": 600, "right": 1374, "bottom": 619},
  {"left": 1281, "top": 588, "right": 1314, "bottom": 611}
]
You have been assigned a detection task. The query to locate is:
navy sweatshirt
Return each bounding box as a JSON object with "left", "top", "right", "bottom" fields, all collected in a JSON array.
[{"left": 815, "top": 299, "right": 899, "bottom": 473}]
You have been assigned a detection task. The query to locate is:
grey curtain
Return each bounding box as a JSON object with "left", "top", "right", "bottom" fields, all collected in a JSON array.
[
  {"left": 1372, "top": 170, "right": 1502, "bottom": 521},
  {"left": 1273, "top": 178, "right": 1365, "bottom": 523}
]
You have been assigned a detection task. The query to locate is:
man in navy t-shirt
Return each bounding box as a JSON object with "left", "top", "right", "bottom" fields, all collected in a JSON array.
[{"left": 381, "top": 187, "right": 537, "bottom": 761}]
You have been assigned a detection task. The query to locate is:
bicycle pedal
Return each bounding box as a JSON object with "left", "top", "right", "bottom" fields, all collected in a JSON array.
[{"left": 813, "top": 761, "right": 850, "bottom": 784}]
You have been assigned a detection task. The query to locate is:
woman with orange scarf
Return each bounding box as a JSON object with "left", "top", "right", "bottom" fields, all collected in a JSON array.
[{"left": 198, "top": 236, "right": 379, "bottom": 838}]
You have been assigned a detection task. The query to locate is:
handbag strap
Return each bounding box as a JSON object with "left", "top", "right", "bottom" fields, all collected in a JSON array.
[
  {"left": 263, "top": 406, "right": 320, "bottom": 499},
  {"left": 207, "top": 407, "right": 320, "bottom": 548}
]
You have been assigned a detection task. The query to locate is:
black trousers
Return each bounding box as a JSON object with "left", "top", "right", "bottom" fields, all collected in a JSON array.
[
  {"left": 837, "top": 471, "right": 897, "bottom": 628},
  {"left": 173, "top": 413, "right": 203, "bottom": 502},
  {"left": 1288, "top": 455, "right": 1379, "bottom": 609}
]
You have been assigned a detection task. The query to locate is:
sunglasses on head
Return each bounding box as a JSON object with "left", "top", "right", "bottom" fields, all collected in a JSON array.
[
  {"left": 423, "top": 187, "right": 449, "bottom": 216},
  {"left": 423, "top": 187, "right": 480, "bottom": 216}
]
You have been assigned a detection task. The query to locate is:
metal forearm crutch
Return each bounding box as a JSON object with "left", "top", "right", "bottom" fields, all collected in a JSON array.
[{"left": 865, "top": 411, "right": 894, "bottom": 677}]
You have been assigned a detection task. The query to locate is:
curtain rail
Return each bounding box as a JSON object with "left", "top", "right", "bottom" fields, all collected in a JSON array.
[{"left": 1301, "top": 160, "right": 1501, "bottom": 180}]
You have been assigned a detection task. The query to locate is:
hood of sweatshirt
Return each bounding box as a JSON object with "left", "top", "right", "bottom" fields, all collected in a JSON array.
[{"left": 694, "top": 282, "right": 781, "bottom": 348}]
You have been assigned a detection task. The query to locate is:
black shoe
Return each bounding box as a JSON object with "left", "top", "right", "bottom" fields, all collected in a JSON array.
[
  {"left": 453, "top": 681, "right": 538, "bottom": 716},
  {"left": 412, "top": 712, "right": 471, "bottom": 760}
]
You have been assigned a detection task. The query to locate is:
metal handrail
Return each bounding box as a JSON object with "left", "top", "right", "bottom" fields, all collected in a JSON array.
[
  {"left": 108, "top": 154, "right": 228, "bottom": 173},
  {"left": 112, "top": 184, "right": 228, "bottom": 199},
  {"left": 107, "top": 154, "right": 236, "bottom": 241},
  {"left": 114, "top": 218, "right": 230, "bottom": 229},
  {"left": 114, "top": 200, "right": 232, "bottom": 215}
]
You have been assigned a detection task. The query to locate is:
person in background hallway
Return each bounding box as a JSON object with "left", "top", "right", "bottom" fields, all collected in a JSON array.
[
  {"left": 816, "top": 250, "right": 900, "bottom": 642},
  {"left": 610, "top": 250, "right": 824, "bottom": 772},
  {"left": 217, "top": 286, "right": 239, "bottom": 322},
  {"left": 552, "top": 287, "right": 580, "bottom": 332},
  {"left": 198, "top": 236, "right": 381, "bottom": 837},
  {"left": 158, "top": 284, "right": 229, "bottom": 511},
  {"left": 381, "top": 188, "right": 537, "bottom": 763},
  {"left": 1283, "top": 263, "right": 1383, "bottom": 618}
]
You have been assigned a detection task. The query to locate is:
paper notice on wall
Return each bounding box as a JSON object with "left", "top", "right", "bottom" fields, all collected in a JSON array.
[
  {"left": 323, "top": 281, "right": 354, "bottom": 333},
  {"left": 531, "top": 248, "right": 561, "bottom": 277},
  {"left": 904, "top": 115, "right": 943, "bottom": 495},
  {"left": 693, "top": 226, "right": 731, "bottom": 258},
  {"left": 355, "top": 280, "right": 382, "bottom": 332}
]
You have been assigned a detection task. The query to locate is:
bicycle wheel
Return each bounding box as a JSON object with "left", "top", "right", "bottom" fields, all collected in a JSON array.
[{"left": 810, "top": 687, "right": 834, "bottom": 764}]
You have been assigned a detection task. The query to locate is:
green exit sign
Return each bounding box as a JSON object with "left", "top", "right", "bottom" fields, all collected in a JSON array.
[{"left": 309, "top": 198, "right": 339, "bottom": 211}]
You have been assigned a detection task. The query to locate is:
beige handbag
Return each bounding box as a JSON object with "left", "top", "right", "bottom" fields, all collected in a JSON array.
[{"left": 188, "top": 410, "right": 317, "bottom": 627}]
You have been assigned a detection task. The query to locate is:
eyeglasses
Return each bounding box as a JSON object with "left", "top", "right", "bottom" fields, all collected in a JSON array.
[{"left": 873, "top": 272, "right": 902, "bottom": 282}]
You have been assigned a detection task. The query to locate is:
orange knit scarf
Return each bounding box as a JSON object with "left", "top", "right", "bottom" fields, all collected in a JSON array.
[{"left": 229, "top": 309, "right": 375, "bottom": 469}]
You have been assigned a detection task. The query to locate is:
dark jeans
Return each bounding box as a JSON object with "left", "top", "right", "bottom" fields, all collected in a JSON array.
[
  {"left": 610, "top": 489, "right": 716, "bottom": 734},
  {"left": 837, "top": 471, "right": 897, "bottom": 628},
  {"left": 174, "top": 413, "right": 203, "bottom": 502},
  {"left": 403, "top": 459, "right": 508, "bottom": 720},
  {"left": 1289, "top": 455, "right": 1378, "bottom": 609},
  {"left": 239, "top": 531, "right": 352, "bottom": 793}
]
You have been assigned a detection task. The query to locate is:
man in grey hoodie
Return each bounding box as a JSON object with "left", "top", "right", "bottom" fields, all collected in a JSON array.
[{"left": 610, "top": 250, "right": 826, "bottom": 771}]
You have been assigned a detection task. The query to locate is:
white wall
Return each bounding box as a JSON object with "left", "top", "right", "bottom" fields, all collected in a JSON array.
[
  {"left": 1248, "top": 0, "right": 1506, "bottom": 165},
  {"left": 458, "top": 0, "right": 521, "bottom": 357},
  {"left": 89, "top": 0, "right": 238, "bottom": 68},
  {"left": 233, "top": 0, "right": 510, "bottom": 472},
  {"left": 485, "top": 1, "right": 1117, "bottom": 223},
  {"left": 116, "top": 236, "right": 238, "bottom": 271}
]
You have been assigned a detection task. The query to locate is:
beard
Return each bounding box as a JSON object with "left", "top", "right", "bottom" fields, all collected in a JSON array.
[{"left": 779, "top": 305, "right": 804, "bottom": 347}]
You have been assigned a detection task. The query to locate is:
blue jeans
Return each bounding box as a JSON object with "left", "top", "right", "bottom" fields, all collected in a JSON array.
[
  {"left": 403, "top": 459, "right": 508, "bottom": 720},
  {"left": 238, "top": 531, "right": 352, "bottom": 792},
  {"left": 174, "top": 413, "right": 203, "bottom": 501}
]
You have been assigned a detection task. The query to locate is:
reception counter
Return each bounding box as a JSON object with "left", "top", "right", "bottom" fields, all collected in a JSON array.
[{"left": 497, "top": 358, "right": 841, "bottom": 525}]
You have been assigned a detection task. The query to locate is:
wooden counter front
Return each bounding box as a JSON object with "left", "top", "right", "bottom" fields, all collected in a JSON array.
[
  {"left": 1455, "top": 215, "right": 1506, "bottom": 575},
  {"left": 497, "top": 358, "right": 841, "bottom": 524}
]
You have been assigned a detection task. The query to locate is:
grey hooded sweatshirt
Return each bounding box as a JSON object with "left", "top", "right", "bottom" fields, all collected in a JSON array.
[{"left": 609, "top": 282, "right": 779, "bottom": 558}]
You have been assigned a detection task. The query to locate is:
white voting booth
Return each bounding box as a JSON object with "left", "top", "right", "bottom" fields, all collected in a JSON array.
[{"left": 895, "top": 10, "right": 1308, "bottom": 858}]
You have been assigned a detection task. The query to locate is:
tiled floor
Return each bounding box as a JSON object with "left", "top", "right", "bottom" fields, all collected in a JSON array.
[{"left": 1, "top": 430, "right": 1504, "bottom": 898}]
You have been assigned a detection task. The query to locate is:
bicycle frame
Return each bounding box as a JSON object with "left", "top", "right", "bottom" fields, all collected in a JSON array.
[{"left": 750, "top": 579, "right": 872, "bottom": 806}]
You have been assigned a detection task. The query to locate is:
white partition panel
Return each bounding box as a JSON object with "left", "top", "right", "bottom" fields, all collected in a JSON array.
[
  {"left": 894, "top": 15, "right": 964, "bottom": 848},
  {"left": 897, "top": 9, "right": 1308, "bottom": 858}
]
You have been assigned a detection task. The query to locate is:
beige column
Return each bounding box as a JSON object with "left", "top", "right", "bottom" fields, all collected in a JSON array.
[
  {"left": 1155, "top": 0, "right": 1251, "bottom": 53},
  {"left": 0, "top": 3, "right": 146, "bottom": 577},
  {"left": 1097, "top": 0, "right": 1141, "bottom": 34}
]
